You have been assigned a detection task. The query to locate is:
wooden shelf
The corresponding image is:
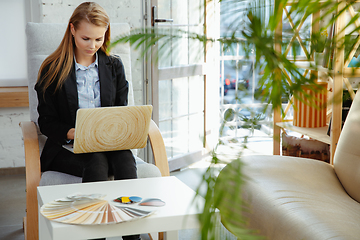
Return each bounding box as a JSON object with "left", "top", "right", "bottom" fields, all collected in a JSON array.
[
  {"left": 273, "top": 3, "right": 358, "bottom": 164},
  {"left": 0, "top": 87, "right": 29, "bottom": 108},
  {"left": 276, "top": 122, "right": 331, "bottom": 145},
  {"left": 294, "top": 61, "right": 333, "bottom": 73}
]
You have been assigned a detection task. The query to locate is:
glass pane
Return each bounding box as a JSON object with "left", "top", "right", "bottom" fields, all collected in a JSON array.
[
  {"left": 159, "top": 120, "right": 173, "bottom": 158},
  {"left": 189, "top": 76, "right": 204, "bottom": 114},
  {"left": 282, "top": 6, "right": 311, "bottom": 57},
  {"left": 223, "top": 43, "right": 238, "bottom": 56},
  {"left": 172, "top": 0, "right": 188, "bottom": 25},
  {"left": 172, "top": 77, "right": 189, "bottom": 117},
  {"left": 237, "top": 60, "right": 252, "bottom": 93},
  {"left": 189, "top": 113, "right": 204, "bottom": 152},
  {"left": 172, "top": 26, "right": 189, "bottom": 66},
  {"left": 239, "top": 42, "right": 254, "bottom": 57},
  {"left": 159, "top": 39, "right": 172, "bottom": 68},
  {"left": 220, "top": 0, "right": 248, "bottom": 38},
  {"left": 223, "top": 60, "right": 237, "bottom": 83},
  {"left": 222, "top": 60, "right": 247, "bottom": 104},
  {"left": 346, "top": 35, "right": 360, "bottom": 68},
  {"left": 172, "top": 116, "right": 189, "bottom": 156},
  {"left": 189, "top": 25, "right": 204, "bottom": 64},
  {"left": 159, "top": 80, "right": 172, "bottom": 120},
  {"left": 220, "top": 62, "right": 226, "bottom": 104},
  {"left": 158, "top": 0, "right": 171, "bottom": 19},
  {"left": 189, "top": 0, "right": 202, "bottom": 25}
]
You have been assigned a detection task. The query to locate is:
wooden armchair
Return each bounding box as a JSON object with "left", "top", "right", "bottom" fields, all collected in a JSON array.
[{"left": 21, "top": 22, "right": 170, "bottom": 240}]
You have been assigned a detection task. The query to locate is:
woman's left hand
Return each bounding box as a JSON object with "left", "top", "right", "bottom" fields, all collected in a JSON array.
[{"left": 67, "top": 128, "right": 75, "bottom": 140}]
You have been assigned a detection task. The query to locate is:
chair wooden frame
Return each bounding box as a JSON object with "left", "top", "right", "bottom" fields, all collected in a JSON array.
[{"left": 20, "top": 120, "right": 170, "bottom": 240}]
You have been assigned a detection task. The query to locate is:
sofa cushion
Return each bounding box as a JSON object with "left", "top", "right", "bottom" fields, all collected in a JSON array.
[
  {"left": 218, "top": 155, "right": 360, "bottom": 240},
  {"left": 334, "top": 90, "right": 360, "bottom": 203}
]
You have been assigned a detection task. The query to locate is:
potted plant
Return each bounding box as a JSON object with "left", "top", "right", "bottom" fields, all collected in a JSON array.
[{"left": 312, "top": 29, "right": 328, "bottom": 66}]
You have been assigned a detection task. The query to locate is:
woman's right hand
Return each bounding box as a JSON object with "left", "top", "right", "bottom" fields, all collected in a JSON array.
[{"left": 67, "top": 128, "right": 75, "bottom": 140}]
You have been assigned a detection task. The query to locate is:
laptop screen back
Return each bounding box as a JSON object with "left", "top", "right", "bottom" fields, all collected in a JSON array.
[{"left": 72, "top": 105, "right": 153, "bottom": 154}]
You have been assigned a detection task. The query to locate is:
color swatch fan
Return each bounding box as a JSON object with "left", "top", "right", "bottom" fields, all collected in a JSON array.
[{"left": 40, "top": 194, "right": 153, "bottom": 225}]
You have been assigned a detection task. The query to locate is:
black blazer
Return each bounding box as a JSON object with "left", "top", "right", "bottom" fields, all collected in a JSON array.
[{"left": 35, "top": 50, "right": 129, "bottom": 172}]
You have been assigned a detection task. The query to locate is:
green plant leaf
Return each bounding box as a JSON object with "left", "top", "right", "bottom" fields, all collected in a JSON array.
[{"left": 110, "top": 0, "right": 360, "bottom": 239}]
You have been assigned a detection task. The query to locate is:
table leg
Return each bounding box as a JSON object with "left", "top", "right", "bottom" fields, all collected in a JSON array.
[
  {"left": 149, "top": 232, "right": 159, "bottom": 240},
  {"left": 164, "top": 230, "right": 178, "bottom": 240},
  {"left": 38, "top": 209, "right": 52, "bottom": 240}
]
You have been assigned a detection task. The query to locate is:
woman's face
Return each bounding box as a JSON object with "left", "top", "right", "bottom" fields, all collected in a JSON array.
[{"left": 70, "top": 21, "right": 107, "bottom": 61}]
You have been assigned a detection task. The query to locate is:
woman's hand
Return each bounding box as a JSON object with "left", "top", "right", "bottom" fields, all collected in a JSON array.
[{"left": 67, "top": 128, "right": 75, "bottom": 140}]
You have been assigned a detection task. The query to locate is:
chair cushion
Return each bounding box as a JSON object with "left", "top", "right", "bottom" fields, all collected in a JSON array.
[
  {"left": 39, "top": 171, "right": 82, "bottom": 186},
  {"left": 218, "top": 155, "right": 360, "bottom": 240},
  {"left": 39, "top": 156, "right": 161, "bottom": 186},
  {"left": 136, "top": 161, "right": 162, "bottom": 178}
]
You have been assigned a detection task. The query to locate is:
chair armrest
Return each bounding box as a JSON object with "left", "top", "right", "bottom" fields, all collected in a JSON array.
[
  {"left": 19, "top": 121, "right": 41, "bottom": 240},
  {"left": 148, "top": 120, "right": 170, "bottom": 176}
]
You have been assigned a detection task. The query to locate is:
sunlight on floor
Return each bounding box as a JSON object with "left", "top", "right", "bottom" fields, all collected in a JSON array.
[{"left": 188, "top": 127, "right": 273, "bottom": 171}]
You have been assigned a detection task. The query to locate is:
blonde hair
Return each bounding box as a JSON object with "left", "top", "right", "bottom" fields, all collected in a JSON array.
[{"left": 37, "top": 2, "right": 110, "bottom": 93}]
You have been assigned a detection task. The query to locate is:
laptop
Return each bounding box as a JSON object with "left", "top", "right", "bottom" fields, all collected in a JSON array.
[{"left": 62, "top": 105, "right": 153, "bottom": 154}]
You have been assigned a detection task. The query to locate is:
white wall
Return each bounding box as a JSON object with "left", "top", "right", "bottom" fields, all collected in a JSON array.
[
  {"left": 0, "top": 108, "right": 29, "bottom": 168},
  {"left": 0, "top": 0, "right": 145, "bottom": 169}
]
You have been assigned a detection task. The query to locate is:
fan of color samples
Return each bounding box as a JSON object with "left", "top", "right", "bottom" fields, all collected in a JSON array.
[{"left": 40, "top": 194, "right": 153, "bottom": 225}]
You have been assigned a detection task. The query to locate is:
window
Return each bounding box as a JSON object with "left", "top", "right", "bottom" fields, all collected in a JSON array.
[
  {"left": 219, "top": 0, "right": 274, "bottom": 139},
  {"left": 0, "top": 0, "right": 28, "bottom": 87}
]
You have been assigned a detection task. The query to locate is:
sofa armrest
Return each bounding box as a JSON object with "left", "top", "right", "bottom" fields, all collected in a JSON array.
[
  {"left": 148, "top": 120, "right": 170, "bottom": 177},
  {"left": 19, "top": 121, "right": 41, "bottom": 240}
]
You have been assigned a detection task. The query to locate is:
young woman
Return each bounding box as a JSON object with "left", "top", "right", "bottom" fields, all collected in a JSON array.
[{"left": 35, "top": 2, "right": 140, "bottom": 240}]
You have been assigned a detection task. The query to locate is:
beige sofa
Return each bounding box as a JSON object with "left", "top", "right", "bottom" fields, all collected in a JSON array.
[{"left": 218, "top": 91, "right": 360, "bottom": 239}]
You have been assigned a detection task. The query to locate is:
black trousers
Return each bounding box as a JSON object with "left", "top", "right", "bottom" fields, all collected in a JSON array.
[{"left": 48, "top": 149, "right": 140, "bottom": 240}]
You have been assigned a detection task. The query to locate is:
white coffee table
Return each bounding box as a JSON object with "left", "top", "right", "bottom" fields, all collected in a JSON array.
[{"left": 37, "top": 176, "right": 204, "bottom": 240}]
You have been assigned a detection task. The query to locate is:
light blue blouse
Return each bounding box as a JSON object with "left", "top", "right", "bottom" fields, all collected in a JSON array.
[{"left": 74, "top": 53, "right": 101, "bottom": 109}]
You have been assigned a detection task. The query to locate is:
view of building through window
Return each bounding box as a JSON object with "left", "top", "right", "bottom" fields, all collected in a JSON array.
[
  {"left": 219, "top": 0, "right": 272, "bottom": 140},
  {"left": 218, "top": 0, "right": 310, "bottom": 141}
]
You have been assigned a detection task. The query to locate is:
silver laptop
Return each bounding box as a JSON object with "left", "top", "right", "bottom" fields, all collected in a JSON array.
[{"left": 63, "top": 105, "right": 153, "bottom": 154}]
